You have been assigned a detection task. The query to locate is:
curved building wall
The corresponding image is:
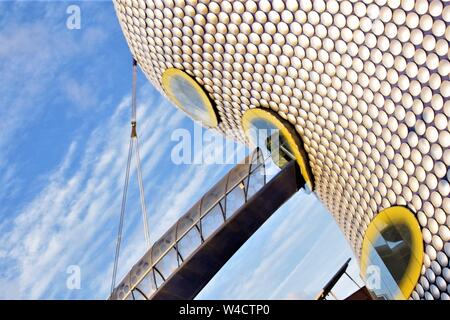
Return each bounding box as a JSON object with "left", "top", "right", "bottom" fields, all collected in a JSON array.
[{"left": 113, "top": 0, "right": 450, "bottom": 300}]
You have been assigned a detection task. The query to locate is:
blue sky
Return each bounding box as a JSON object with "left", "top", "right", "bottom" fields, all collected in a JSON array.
[{"left": 0, "top": 1, "right": 363, "bottom": 299}]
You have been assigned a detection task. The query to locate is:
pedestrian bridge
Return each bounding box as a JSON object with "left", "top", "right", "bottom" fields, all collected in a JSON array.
[{"left": 110, "top": 149, "right": 305, "bottom": 300}]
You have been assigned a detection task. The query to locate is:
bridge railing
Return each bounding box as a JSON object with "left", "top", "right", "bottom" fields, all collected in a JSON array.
[{"left": 110, "top": 148, "right": 278, "bottom": 300}]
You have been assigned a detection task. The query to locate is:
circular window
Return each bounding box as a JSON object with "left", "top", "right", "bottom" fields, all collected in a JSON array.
[
  {"left": 241, "top": 108, "right": 314, "bottom": 190},
  {"left": 360, "top": 206, "right": 424, "bottom": 300},
  {"left": 162, "top": 68, "right": 218, "bottom": 128}
]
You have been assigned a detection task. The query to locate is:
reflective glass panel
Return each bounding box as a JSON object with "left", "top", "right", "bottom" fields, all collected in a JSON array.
[
  {"left": 246, "top": 165, "right": 265, "bottom": 200},
  {"left": 154, "top": 248, "right": 178, "bottom": 280},
  {"left": 151, "top": 228, "right": 176, "bottom": 263},
  {"left": 365, "top": 223, "right": 413, "bottom": 300},
  {"left": 246, "top": 118, "right": 295, "bottom": 168},
  {"left": 200, "top": 178, "right": 227, "bottom": 216},
  {"left": 136, "top": 271, "right": 156, "bottom": 298},
  {"left": 169, "top": 75, "right": 216, "bottom": 126},
  {"left": 177, "top": 226, "right": 202, "bottom": 260},
  {"left": 154, "top": 269, "right": 165, "bottom": 288},
  {"left": 176, "top": 202, "right": 201, "bottom": 241},
  {"left": 225, "top": 185, "right": 245, "bottom": 218},
  {"left": 201, "top": 203, "right": 225, "bottom": 239},
  {"left": 227, "top": 162, "right": 251, "bottom": 191}
]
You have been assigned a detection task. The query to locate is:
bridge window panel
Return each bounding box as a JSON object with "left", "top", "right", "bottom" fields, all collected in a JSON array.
[
  {"left": 225, "top": 183, "right": 246, "bottom": 218},
  {"left": 250, "top": 148, "right": 265, "bottom": 169},
  {"left": 361, "top": 206, "right": 423, "bottom": 300},
  {"left": 151, "top": 227, "right": 177, "bottom": 265},
  {"left": 201, "top": 203, "right": 225, "bottom": 239},
  {"left": 153, "top": 268, "right": 165, "bottom": 288},
  {"left": 246, "top": 164, "right": 265, "bottom": 200},
  {"left": 226, "top": 158, "right": 252, "bottom": 192},
  {"left": 249, "top": 149, "right": 265, "bottom": 179},
  {"left": 177, "top": 226, "right": 202, "bottom": 261},
  {"left": 132, "top": 289, "right": 147, "bottom": 300},
  {"left": 154, "top": 248, "right": 179, "bottom": 280},
  {"left": 161, "top": 68, "right": 219, "bottom": 128},
  {"left": 176, "top": 202, "right": 201, "bottom": 242},
  {"left": 136, "top": 271, "right": 156, "bottom": 298},
  {"left": 200, "top": 178, "right": 228, "bottom": 216}
]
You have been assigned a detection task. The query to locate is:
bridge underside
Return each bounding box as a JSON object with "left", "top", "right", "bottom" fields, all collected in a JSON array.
[{"left": 152, "top": 160, "right": 305, "bottom": 300}]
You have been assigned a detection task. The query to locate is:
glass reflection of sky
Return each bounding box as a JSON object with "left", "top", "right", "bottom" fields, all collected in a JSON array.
[
  {"left": 246, "top": 118, "right": 295, "bottom": 168},
  {"left": 247, "top": 119, "right": 278, "bottom": 149},
  {"left": 365, "top": 224, "right": 413, "bottom": 300},
  {"left": 366, "top": 247, "right": 403, "bottom": 299},
  {"left": 170, "top": 75, "right": 212, "bottom": 125}
]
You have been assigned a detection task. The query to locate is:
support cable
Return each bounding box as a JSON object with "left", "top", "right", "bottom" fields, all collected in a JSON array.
[
  {"left": 344, "top": 271, "right": 361, "bottom": 289},
  {"left": 134, "top": 136, "right": 151, "bottom": 247},
  {"left": 111, "top": 137, "right": 133, "bottom": 294},
  {"left": 111, "top": 58, "right": 151, "bottom": 295},
  {"left": 131, "top": 59, "right": 151, "bottom": 248}
]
